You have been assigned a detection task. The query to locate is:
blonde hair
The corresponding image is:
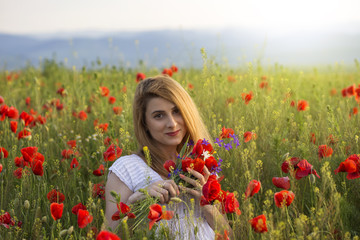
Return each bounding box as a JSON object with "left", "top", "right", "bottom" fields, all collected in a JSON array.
[{"left": 133, "top": 75, "right": 211, "bottom": 176}]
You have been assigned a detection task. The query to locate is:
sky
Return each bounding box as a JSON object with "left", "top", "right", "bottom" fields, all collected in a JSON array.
[{"left": 1, "top": 0, "right": 360, "bottom": 35}]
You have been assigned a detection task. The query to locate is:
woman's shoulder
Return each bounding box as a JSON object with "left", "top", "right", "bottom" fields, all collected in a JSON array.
[{"left": 110, "top": 154, "right": 144, "bottom": 168}]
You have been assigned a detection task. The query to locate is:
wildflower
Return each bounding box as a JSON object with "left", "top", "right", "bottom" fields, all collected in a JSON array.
[
  {"left": 62, "top": 149, "right": 75, "bottom": 159},
  {"left": 290, "top": 100, "right": 295, "bottom": 107},
  {"left": 282, "top": 157, "right": 320, "bottom": 180},
  {"left": 19, "top": 111, "right": 34, "bottom": 126},
  {"left": 318, "top": 145, "right": 333, "bottom": 159},
  {"left": 136, "top": 72, "right": 146, "bottom": 83},
  {"left": 100, "top": 86, "right": 110, "bottom": 97},
  {"left": 13, "top": 157, "right": 28, "bottom": 168},
  {"left": 297, "top": 100, "right": 309, "bottom": 111},
  {"left": 272, "top": 177, "right": 290, "bottom": 190},
  {"left": 25, "top": 97, "right": 31, "bottom": 106},
  {"left": 334, "top": 154, "right": 360, "bottom": 179},
  {"left": 274, "top": 190, "right": 295, "bottom": 208},
  {"left": 67, "top": 140, "right": 76, "bottom": 149},
  {"left": 310, "top": 132, "right": 316, "bottom": 144},
  {"left": 327, "top": 134, "right": 338, "bottom": 145},
  {"left": 191, "top": 139, "right": 213, "bottom": 157},
  {"left": 93, "top": 164, "right": 105, "bottom": 176},
  {"left": 96, "top": 230, "right": 120, "bottom": 240},
  {"left": 227, "top": 76, "right": 236, "bottom": 82},
  {"left": 0, "top": 212, "right": 15, "bottom": 228},
  {"left": 330, "top": 88, "right": 337, "bottom": 96},
  {"left": 111, "top": 202, "right": 136, "bottom": 220},
  {"left": 72, "top": 203, "right": 87, "bottom": 215},
  {"left": 224, "top": 192, "right": 241, "bottom": 215},
  {"left": 0, "top": 147, "right": 8, "bottom": 159},
  {"left": 77, "top": 209, "right": 93, "bottom": 228},
  {"left": 219, "top": 126, "right": 234, "bottom": 140},
  {"left": 113, "top": 106, "right": 123, "bottom": 115},
  {"left": 244, "top": 131, "right": 256, "bottom": 142},
  {"left": 215, "top": 229, "right": 230, "bottom": 240},
  {"left": 78, "top": 111, "right": 88, "bottom": 121},
  {"left": 103, "top": 144, "right": 122, "bottom": 162},
  {"left": 241, "top": 91, "right": 253, "bottom": 105},
  {"left": 98, "top": 123, "right": 109, "bottom": 133},
  {"left": 205, "top": 156, "right": 218, "bottom": 172},
  {"left": 10, "top": 121, "right": 17, "bottom": 133},
  {"left": 188, "top": 83, "right": 194, "bottom": 90},
  {"left": 108, "top": 96, "right": 116, "bottom": 104},
  {"left": 202, "top": 175, "right": 221, "bottom": 202},
  {"left": 249, "top": 214, "right": 268, "bottom": 233},
  {"left": 0, "top": 96, "right": 4, "bottom": 104},
  {"left": 18, "top": 129, "right": 31, "bottom": 140},
  {"left": 244, "top": 180, "right": 261, "bottom": 200},
  {"left": 259, "top": 81, "right": 268, "bottom": 89},
  {"left": 47, "top": 189, "right": 65, "bottom": 203},
  {"left": 31, "top": 157, "right": 44, "bottom": 176},
  {"left": 50, "top": 203, "right": 64, "bottom": 221},
  {"left": 148, "top": 204, "right": 174, "bottom": 230},
  {"left": 163, "top": 160, "right": 176, "bottom": 173},
  {"left": 70, "top": 158, "right": 80, "bottom": 169},
  {"left": 13, "top": 168, "right": 23, "bottom": 179},
  {"left": 226, "top": 97, "right": 235, "bottom": 106},
  {"left": 57, "top": 87, "right": 67, "bottom": 97},
  {"left": 162, "top": 68, "right": 173, "bottom": 77},
  {"left": 6, "top": 106, "right": 19, "bottom": 119},
  {"left": 93, "top": 183, "right": 105, "bottom": 200},
  {"left": 0, "top": 164, "right": 2, "bottom": 174},
  {"left": 171, "top": 64, "right": 178, "bottom": 73}
]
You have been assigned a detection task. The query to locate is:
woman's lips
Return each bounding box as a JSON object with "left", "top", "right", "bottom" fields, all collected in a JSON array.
[{"left": 166, "top": 130, "right": 180, "bottom": 136}]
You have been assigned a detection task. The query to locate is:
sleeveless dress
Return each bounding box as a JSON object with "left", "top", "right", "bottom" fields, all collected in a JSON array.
[{"left": 109, "top": 154, "right": 215, "bottom": 240}]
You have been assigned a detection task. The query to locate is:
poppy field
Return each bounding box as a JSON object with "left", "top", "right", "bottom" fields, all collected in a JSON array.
[{"left": 1, "top": 55, "right": 360, "bottom": 240}]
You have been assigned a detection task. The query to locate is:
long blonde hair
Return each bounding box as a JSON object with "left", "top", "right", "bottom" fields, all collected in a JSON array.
[{"left": 133, "top": 75, "right": 211, "bottom": 177}]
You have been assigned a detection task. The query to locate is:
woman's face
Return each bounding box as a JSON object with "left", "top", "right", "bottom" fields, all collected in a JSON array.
[{"left": 145, "top": 97, "right": 187, "bottom": 153}]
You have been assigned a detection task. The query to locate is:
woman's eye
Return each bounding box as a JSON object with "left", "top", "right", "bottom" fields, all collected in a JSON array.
[
  {"left": 154, "top": 114, "right": 163, "bottom": 119},
  {"left": 173, "top": 109, "right": 180, "bottom": 114}
]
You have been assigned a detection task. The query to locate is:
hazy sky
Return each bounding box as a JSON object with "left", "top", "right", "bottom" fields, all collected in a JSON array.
[{"left": 1, "top": 0, "right": 360, "bottom": 34}]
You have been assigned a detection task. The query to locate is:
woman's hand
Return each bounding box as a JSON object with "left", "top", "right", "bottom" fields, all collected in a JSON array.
[
  {"left": 146, "top": 179, "right": 180, "bottom": 204},
  {"left": 178, "top": 166, "right": 211, "bottom": 201}
]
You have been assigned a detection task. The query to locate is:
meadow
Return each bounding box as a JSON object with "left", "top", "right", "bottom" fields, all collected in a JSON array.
[{"left": 0, "top": 53, "right": 360, "bottom": 240}]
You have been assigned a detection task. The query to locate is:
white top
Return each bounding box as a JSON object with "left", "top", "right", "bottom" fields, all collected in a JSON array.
[{"left": 109, "top": 154, "right": 215, "bottom": 240}]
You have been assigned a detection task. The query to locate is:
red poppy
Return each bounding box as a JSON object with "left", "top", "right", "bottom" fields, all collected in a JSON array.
[
  {"left": 0, "top": 212, "right": 15, "bottom": 228},
  {"left": 57, "top": 87, "right": 67, "bottom": 97},
  {"left": 244, "top": 131, "right": 256, "bottom": 143},
  {"left": 224, "top": 192, "right": 241, "bottom": 215},
  {"left": 259, "top": 81, "right": 268, "bottom": 89},
  {"left": 191, "top": 139, "right": 213, "bottom": 157},
  {"left": 96, "top": 230, "right": 120, "bottom": 240},
  {"left": 205, "top": 156, "right": 218, "bottom": 172},
  {"left": 244, "top": 180, "right": 261, "bottom": 200},
  {"left": 104, "top": 137, "right": 112, "bottom": 146},
  {"left": 62, "top": 149, "right": 75, "bottom": 159},
  {"left": 14, "top": 156, "right": 27, "bottom": 168},
  {"left": 147, "top": 204, "right": 174, "bottom": 230},
  {"left": 47, "top": 189, "right": 65, "bottom": 203},
  {"left": 227, "top": 76, "right": 236, "bottom": 82},
  {"left": 171, "top": 64, "right": 178, "bottom": 73},
  {"left": 50, "top": 203, "right": 64, "bottom": 221},
  {"left": 112, "top": 202, "right": 136, "bottom": 221},
  {"left": 219, "top": 126, "right": 234, "bottom": 140},
  {"left": 250, "top": 214, "right": 268, "bottom": 233},
  {"left": 347, "top": 84, "right": 356, "bottom": 96},
  {"left": 31, "top": 158, "right": 44, "bottom": 176},
  {"left": 318, "top": 145, "right": 333, "bottom": 159},
  {"left": 0, "top": 96, "right": 4, "bottom": 104},
  {"left": 21, "top": 146, "right": 38, "bottom": 162},
  {"left": 72, "top": 203, "right": 87, "bottom": 215},
  {"left": 241, "top": 91, "right": 253, "bottom": 105},
  {"left": 103, "top": 144, "right": 122, "bottom": 162},
  {"left": 122, "top": 85, "right": 127, "bottom": 93},
  {"left": 108, "top": 96, "right": 116, "bottom": 104},
  {"left": 13, "top": 168, "right": 23, "bottom": 179},
  {"left": 272, "top": 177, "right": 290, "bottom": 190},
  {"left": 290, "top": 100, "right": 295, "bottom": 107},
  {"left": 67, "top": 140, "right": 77, "bottom": 149},
  {"left": 215, "top": 230, "right": 230, "bottom": 240},
  {"left": 0, "top": 164, "right": 2, "bottom": 174},
  {"left": 70, "top": 158, "right": 80, "bottom": 169},
  {"left": 274, "top": 190, "right": 295, "bottom": 208},
  {"left": 188, "top": 83, "right": 194, "bottom": 90},
  {"left": 327, "top": 134, "right": 338, "bottom": 145},
  {"left": 18, "top": 129, "right": 31, "bottom": 140},
  {"left": 77, "top": 209, "right": 93, "bottom": 228},
  {"left": 113, "top": 106, "right": 123, "bottom": 115},
  {"left": 136, "top": 72, "right": 146, "bottom": 83},
  {"left": 93, "top": 183, "right": 105, "bottom": 200},
  {"left": 0, "top": 147, "right": 9, "bottom": 159},
  {"left": 162, "top": 68, "right": 173, "bottom": 77},
  {"left": 6, "top": 106, "right": 19, "bottom": 119},
  {"left": 93, "top": 164, "right": 105, "bottom": 176},
  {"left": 98, "top": 123, "right": 109, "bottom": 133},
  {"left": 78, "top": 111, "right": 88, "bottom": 121},
  {"left": 100, "top": 86, "right": 110, "bottom": 97},
  {"left": 334, "top": 154, "right": 360, "bottom": 179},
  {"left": 297, "top": 100, "right": 309, "bottom": 111},
  {"left": 310, "top": 132, "right": 316, "bottom": 144},
  {"left": 295, "top": 159, "right": 321, "bottom": 180},
  {"left": 202, "top": 175, "right": 221, "bottom": 202},
  {"left": 163, "top": 160, "right": 176, "bottom": 173},
  {"left": 25, "top": 97, "right": 31, "bottom": 106},
  {"left": 341, "top": 88, "right": 347, "bottom": 97},
  {"left": 330, "top": 88, "right": 337, "bottom": 96}
]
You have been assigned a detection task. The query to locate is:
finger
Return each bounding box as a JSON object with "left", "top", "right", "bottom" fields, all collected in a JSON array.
[
  {"left": 163, "top": 182, "right": 177, "bottom": 198},
  {"left": 167, "top": 180, "right": 180, "bottom": 196},
  {"left": 179, "top": 185, "right": 202, "bottom": 198},
  {"left": 203, "top": 166, "right": 210, "bottom": 182},
  {"left": 149, "top": 188, "right": 165, "bottom": 204},
  {"left": 156, "top": 186, "right": 170, "bottom": 203},
  {"left": 179, "top": 174, "right": 202, "bottom": 189},
  {"left": 185, "top": 168, "right": 206, "bottom": 185}
]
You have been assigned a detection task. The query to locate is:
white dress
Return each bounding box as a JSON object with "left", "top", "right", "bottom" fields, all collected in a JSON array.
[{"left": 109, "top": 154, "right": 215, "bottom": 240}]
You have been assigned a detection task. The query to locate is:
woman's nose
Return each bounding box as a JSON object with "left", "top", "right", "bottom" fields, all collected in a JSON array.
[{"left": 167, "top": 115, "right": 177, "bottom": 128}]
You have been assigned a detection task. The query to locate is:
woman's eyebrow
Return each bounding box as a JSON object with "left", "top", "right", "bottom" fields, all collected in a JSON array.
[{"left": 151, "top": 110, "right": 165, "bottom": 115}]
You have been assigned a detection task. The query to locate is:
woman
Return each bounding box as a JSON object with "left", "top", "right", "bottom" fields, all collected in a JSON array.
[{"left": 105, "top": 75, "right": 232, "bottom": 239}]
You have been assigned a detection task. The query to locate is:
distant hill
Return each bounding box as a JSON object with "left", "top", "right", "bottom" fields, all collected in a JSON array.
[{"left": 1, "top": 28, "right": 360, "bottom": 70}]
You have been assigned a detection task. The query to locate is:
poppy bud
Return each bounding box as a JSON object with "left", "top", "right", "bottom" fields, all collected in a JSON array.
[
  {"left": 24, "top": 200, "right": 30, "bottom": 209},
  {"left": 42, "top": 216, "right": 47, "bottom": 223},
  {"left": 35, "top": 206, "right": 42, "bottom": 219},
  {"left": 170, "top": 197, "right": 182, "bottom": 203},
  {"left": 60, "top": 229, "right": 68, "bottom": 237},
  {"left": 309, "top": 174, "right": 316, "bottom": 184},
  {"left": 67, "top": 226, "right": 74, "bottom": 235}
]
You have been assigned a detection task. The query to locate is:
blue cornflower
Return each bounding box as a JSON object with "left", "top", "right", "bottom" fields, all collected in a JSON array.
[{"left": 215, "top": 138, "right": 224, "bottom": 147}]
